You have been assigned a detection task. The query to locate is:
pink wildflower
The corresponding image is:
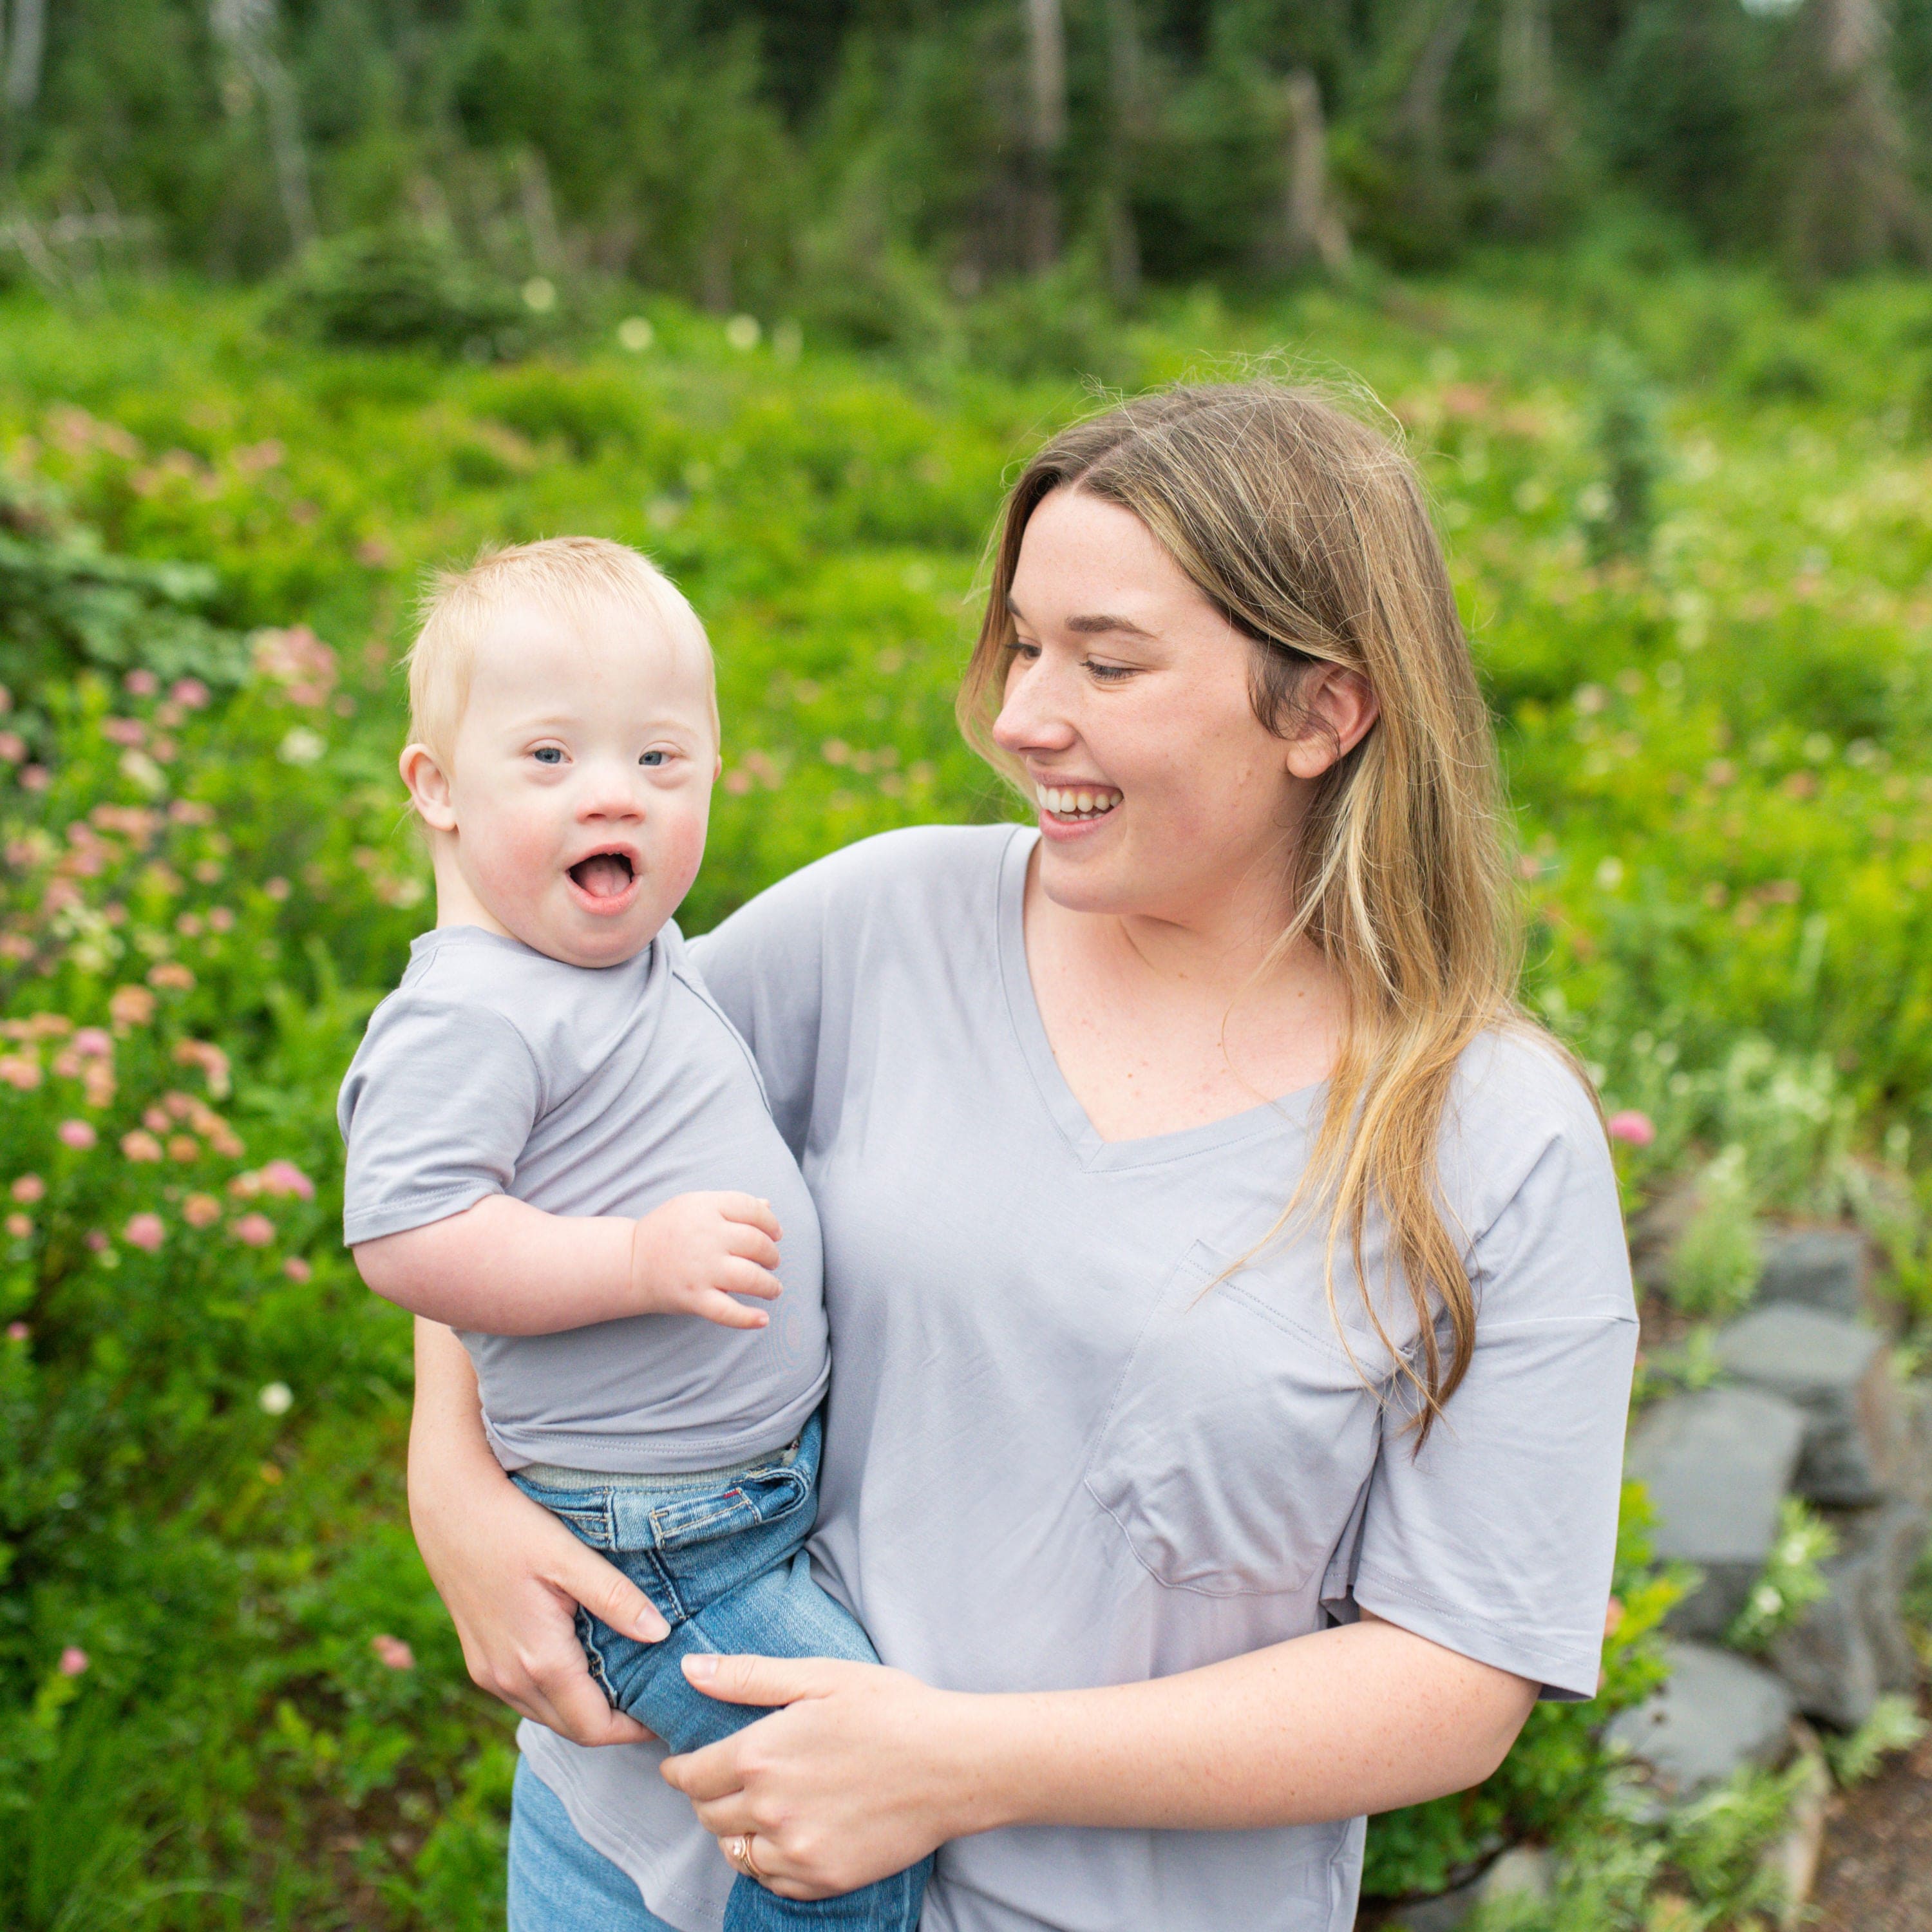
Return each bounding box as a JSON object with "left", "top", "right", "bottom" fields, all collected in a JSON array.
[
  {"left": 283, "top": 1256, "right": 312, "bottom": 1283},
  {"left": 84, "top": 1230, "right": 109, "bottom": 1253},
  {"left": 370, "top": 1634, "right": 415, "bottom": 1671},
  {"left": 6, "top": 1321, "right": 26, "bottom": 1341},
  {"left": 21, "top": 764, "right": 49, "bottom": 790},
  {"left": 57, "top": 1119, "right": 97, "bottom": 1150},
  {"left": 1606, "top": 1110, "right": 1656, "bottom": 1148},
  {"left": 257, "top": 1160, "right": 315, "bottom": 1202},
  {"left": 124, "top": 668, "right": 159, "bottom": 698},
  {"left": 169, "top": 678, "right": 210, "bottom": 710},
  {"left": 71, "top": 1028, "right": 111, "bottom": 1059},
  {"left": 182, "top": 1193, "right": 221, "bottom": 1229},
  {"left": 11, "top": 1174, "right": 44, "bottom": 1203},
  {"left": 108, "top": 986, "right": 156, "bottom": 1028},
  {"left": 124, "top": 1213, "right": 164, "bottom": 1252},
  {"left": 232, "top": 1213, "right": 275, "bottom": 1248},
  {"left": 5, "top": 1213, "right": 31, "bottom": 1238},
  {"left": 0, "top": 1056, "right": 42, "bottom": 1090},
  {"left": 0, "top": 732, "right": 24, "bottom": 762},
  {"left": 59, "top": 1647, "right": 89, "bottom": 1676},
  {"left": 120, "top": 1132, "right": 163, "bottom": 1162}
]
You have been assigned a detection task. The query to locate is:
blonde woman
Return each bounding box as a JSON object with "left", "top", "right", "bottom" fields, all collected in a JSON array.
[{"left": 407, "top": 383, "right": 1636, "bottom": 1931}]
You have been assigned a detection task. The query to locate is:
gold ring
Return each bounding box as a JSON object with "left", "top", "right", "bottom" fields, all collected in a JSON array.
[{"left": 741, "top": 1833, "right": 766, "bottom": 1881}]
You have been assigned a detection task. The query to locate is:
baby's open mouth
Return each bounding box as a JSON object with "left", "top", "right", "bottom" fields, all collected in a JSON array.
[{"left": 568, "top": 851, "right": 636, "bottom": 898}]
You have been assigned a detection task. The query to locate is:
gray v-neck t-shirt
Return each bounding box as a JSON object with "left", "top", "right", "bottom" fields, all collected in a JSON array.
[{"left": 518, "top": 824, "right": 1637, "bottom": 1932}]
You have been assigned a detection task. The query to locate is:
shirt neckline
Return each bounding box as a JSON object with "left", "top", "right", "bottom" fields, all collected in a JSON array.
[{"left": 992, "top": 824, "right": 1327, "bottom": 1173}]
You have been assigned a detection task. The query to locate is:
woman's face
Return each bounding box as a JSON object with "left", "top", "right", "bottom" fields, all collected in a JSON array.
[{"left": 994, "top": 487, "right": 1350, "bottom": 931}]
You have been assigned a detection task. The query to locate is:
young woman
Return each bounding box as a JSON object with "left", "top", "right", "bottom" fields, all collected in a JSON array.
[{"left": 406, "top": 383, "right": 1636, "bottom": 1932}]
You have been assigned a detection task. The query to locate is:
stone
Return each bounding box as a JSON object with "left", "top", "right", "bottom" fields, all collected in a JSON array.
[
  {"left": 1480, "top": 1846, "right": 1551, "bottom": 1905},
  {"left": 1896, "top": 1378, "right": 1932, "bottom": 1511},
  {"left": 1756, "top": 1227, "right": 1870, "bottom": 1322},
  {"left": 1607, "top": 1641, "right": 1795, "bottom": 1801},
  {"left": 1625, "top": 1386, "right": 1808, "bottom": 1637},
  {"left": 1714, "top": 1305, "right": 1900, "bottom": 1505},
  {"left": 1769, "top": 1499, "right": 1929, "bottom": 1727},
  {"left": 1768, "top": 1736, "right": 1832, "bottom": 1931}
]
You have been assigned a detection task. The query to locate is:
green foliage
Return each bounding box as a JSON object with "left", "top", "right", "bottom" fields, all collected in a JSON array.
[
  {"left": 272, "top": 227, "right": 547, "bottom": 361},
  {"left": 1725, "top": 1498, "right": 1836, "bottom": 1653},
  {"left": 1823, "top": 1691, "right": 1929, "bottom": 1788}
]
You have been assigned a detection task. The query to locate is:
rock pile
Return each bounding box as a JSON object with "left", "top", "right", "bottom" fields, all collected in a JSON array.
[{"left": 1613, "top": 1227, "right": 1929, "bottom": 1795}]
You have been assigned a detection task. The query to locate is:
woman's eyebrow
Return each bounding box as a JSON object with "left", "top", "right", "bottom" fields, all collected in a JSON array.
[{"left": 1005, "top": 592, "right": 1155, "bottom": 639}]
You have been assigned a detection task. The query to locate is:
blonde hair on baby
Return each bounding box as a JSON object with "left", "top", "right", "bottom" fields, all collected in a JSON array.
[{"left": 406, "top": 536, "right": 714, "bottom": 760}]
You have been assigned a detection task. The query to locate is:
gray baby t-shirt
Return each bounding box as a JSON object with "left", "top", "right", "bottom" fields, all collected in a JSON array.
[{"left": 338, "top": 922, "right": 828, "bottom": 1473}]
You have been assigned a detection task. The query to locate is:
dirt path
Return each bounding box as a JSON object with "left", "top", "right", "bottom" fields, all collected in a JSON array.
[{"left": 1808, "top": 1704, "right": 1932, "bottom": 1932}]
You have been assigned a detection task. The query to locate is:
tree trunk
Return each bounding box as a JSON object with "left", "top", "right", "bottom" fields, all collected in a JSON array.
[
  {"left": 1486, "top": 0, "right": 1565, "bottom": 235},
  {"left": 1282, "top": 70, "right": 1350, "bottom": 274},
  {"left": 1788, "top": 0, "right": 1929, "bottom": 274},
  {"left": 1103, "top": 0, "right": 1141, "bottom": 301},
  {"left": 6, "top": 0, "right": 44, "bottom": 115},
  {"left": 1021, "top": 0, "right": 1065, "bottom": 271},
  {"left": 210, "top": 0, "right": 315, "bottom": 254},
  {"left": 1383, "top": 0, "right": 1475, "bottom": 255}
]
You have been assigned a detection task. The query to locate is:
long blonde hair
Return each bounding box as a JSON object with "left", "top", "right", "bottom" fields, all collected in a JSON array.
[{"left": 958, "top": 382, "right": 1554, "bottom": 1441}]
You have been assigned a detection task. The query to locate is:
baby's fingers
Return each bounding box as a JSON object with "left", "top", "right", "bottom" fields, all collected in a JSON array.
[
  {"left": 692, "top": 1287, "right": 774, "bottom": 1331},
  {"left": 721, "top": 1260, "right": 783, "bottom": 1302},
  {"left": 726, "top": 1224, "right": 782, "bottom": 1271},
  {"left": 716, "top": 1193, "right": 782, "bottom": 1242}
]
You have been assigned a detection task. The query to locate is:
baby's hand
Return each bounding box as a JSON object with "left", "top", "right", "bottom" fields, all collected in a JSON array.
[{"left": 630, "top": 1193, "right": 782, "bottom": 1329}]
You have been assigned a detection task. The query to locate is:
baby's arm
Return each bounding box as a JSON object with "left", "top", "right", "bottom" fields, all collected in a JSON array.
[{"left": 354, "top": 1190, "right": 783, "bottom": 1336}]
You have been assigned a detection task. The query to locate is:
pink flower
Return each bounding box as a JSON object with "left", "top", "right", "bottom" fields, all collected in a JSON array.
[
  {"left": 0, "top": 1056, "right": 42, "bottom": 1090},
  {"left": 58, "top": 1647, "right": 89, "bottom": 1676},
  {"left": 182, "top": 1193, "right": 221, "bottom": 1229},
  {"left": 124, "top": 668, "right": 159, "bottom": 698},
  {"left": 6, "top": 1321, "right": 26, "bottom": 1341},
  {"left": 21, "top": 764, "right": 49, "bottom": 790},
  {"left": 84, "top": 1229, "right": 109, "bottom": 1253},
  {"left": 123, "top": 1212, "right": 164, "bottom": 1252},
  {"left": 10, "top": 1173, "right": 44, "bottom": 1204},
  {"left": 256, "top": 1160, "right": 314, "bottom": 1202},
  {"left": 0, "top": 732, "right": 23, "bottom": 761},
  {"left": 5, "top": 1212, "right": 31, "bottom": 1238},
  {"left": 1607, "top": 1110, "right": 1656, "bottom": 1148},
  {"left": 232, "top": 1213, "right": 274, "bottom": 1248},
  {"left": 102, "top": 718, "right": 145, "bottom": 747},
  {"left": 108, "top": 986, "right": 156, "bottom": 1028},
  {"left": 283, "top": 1256, "right": 312, "bottom": 1283},
  {"left": 71, "top": 1028, "right": 111, "bottom": 1059},
  {"left": 120, "top": 1131, "right": 163, "bottom": 1162},
  {"left": 370, "top": 1634, "right": 415, "bottom": 1671},
  {"left": 169, "top": 678, "right": 210, "bottom": 710},
  {"left": 57, "top": 1119, "right": 97, "bottom": 1150}
]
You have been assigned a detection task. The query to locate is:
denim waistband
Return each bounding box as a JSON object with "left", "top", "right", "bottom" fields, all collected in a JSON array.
[{"left": 515, "top": 1435, "right": 800, "bottom": 1492}]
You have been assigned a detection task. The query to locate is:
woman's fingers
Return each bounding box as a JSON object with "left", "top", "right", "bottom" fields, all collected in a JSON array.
[
  {"left": 550, "top": 1537, "right": 670, "bottom": 1644},
  {"left": 683, "top": 1651, "right": 844, "bottom": 1707}
]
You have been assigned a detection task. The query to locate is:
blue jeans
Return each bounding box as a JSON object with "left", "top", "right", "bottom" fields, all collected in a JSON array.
[
  {"left": 509, "top": 1414, "right": 930, "bottom": 1932},
  {"left": 509, "top": 1757, "right": 679, "bottom": 1931}
]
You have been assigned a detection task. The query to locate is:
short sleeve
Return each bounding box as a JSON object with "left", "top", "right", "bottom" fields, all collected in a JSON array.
[
  {"left": 337, "top": 992, "right": 542, "bottom": 1245},
  {"left": 688, "top": 864, "right": 831, "bottom": 1159},
  {"left": 1336, "top": 1061, "right": 1638, "bottom": 1702}
]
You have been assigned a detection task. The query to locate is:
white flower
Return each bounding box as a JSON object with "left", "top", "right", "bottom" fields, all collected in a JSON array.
[
  {"left": 724, "top": 314, "right": 761, "bottom": 352},
  {"left": 258, "top": 1381, "right": 293, "bottom": 1416},
  {"left": 278, "top": 728, "right": 325, "bottom": 767},
  {"left": 522, "top": 276, "right": 556, "bottom": 314},
  {"left": 617, "top": 316, "right": 654, "bottom": 353}
]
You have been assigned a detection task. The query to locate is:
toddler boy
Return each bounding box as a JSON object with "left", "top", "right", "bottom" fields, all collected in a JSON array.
[{"left": 338, "top": 538, "right": 927, "bottom": 1931}]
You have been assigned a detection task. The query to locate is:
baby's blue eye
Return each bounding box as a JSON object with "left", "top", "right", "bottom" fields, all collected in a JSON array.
[
  {"left": 639, "top": 750, "right": 667, "bottom": 767},
  {"left": 533, "top": 746, "right": 564, "bottom": 765}
]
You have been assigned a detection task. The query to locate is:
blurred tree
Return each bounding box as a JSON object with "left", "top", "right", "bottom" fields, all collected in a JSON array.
[{"left": 1021, "top": 0, "right": 1066, "bottom": 269}]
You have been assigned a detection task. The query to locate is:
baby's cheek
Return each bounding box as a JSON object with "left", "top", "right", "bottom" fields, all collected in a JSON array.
[{"left": 658, "top": 803, "right": 711, "bottom": 896}]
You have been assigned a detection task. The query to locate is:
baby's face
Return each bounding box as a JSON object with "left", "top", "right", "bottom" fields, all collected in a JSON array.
[{"left": 435, "top": 596, "right": 718, "bottom": 969}]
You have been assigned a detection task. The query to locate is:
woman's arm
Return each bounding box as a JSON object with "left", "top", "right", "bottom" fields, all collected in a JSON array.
[
  {"left": 659, "top": 1622, "right": 1536, "bottom": 1901},
  {"left": 406, "top": 1316, "right": 670, "bottom": 1743}
]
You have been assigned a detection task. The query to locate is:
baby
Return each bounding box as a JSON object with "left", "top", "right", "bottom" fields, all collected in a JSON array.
[{"left": 337, "top": 538, "right": 928, "bottom": 1931}]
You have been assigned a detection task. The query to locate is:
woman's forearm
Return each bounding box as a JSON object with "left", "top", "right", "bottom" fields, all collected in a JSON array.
[{"left": 942, "top": 1613, "right": 1535, "bottom": 1835}]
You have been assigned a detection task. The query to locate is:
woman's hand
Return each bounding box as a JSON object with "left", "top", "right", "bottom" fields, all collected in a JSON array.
[
  {"left": 408, "top": 1318, "right": 668, "bottom": 1745},
  {"left": 659, "top": 1656, "right": 972, "bottom": 1900}
]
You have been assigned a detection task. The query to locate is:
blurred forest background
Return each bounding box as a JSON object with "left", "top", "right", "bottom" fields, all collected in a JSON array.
[
  {"left": 7, "top": 5, "right": 1932, "bottom": 1931},
  {"left": 9, "top": 0, "right": 1932, "bottom": 310}
]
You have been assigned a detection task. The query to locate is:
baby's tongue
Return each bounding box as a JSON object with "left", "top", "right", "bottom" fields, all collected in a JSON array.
[{"left": 571, "top": 854, "right": 632, "bottom": 898}]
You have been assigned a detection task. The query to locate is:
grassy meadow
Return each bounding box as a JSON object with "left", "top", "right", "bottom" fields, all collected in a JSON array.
[{"left": 4, "top": 254, "right": 1932, "bottom": 1927}]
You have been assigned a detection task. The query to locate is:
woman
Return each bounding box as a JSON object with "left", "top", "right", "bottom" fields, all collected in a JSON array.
[{"left": 408, "top": 382, "right": 1636, "bottom": 1932}]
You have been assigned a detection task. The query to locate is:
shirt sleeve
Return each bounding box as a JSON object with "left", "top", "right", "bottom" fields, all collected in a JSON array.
[
  {"left": 337, "top": 991, "right": 543, "bottom": 1245},
  {"left": 1334, "top": 1063, "right": 1638, "bottom": 1703},
  {"left": 687, "top": 864, "right": 831, "bottom": 1160}
]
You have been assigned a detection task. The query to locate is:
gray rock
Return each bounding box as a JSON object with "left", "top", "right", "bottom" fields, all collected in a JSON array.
[
  {"left": 1767, "top": 1500, "right": 1927, "bottom": 1728},
  {"left": 1757, "top": 1227, "right": 1870, "bottom": 1322},
  {"left": 1607, "top": 1641, "right": 1795, "bottom": 1801},
  {"left": 1897, "top": 1378, "right": 1932, "bottom": 1511},
  {"left": 1626, "top": 1386, "right": 1808, "bottom": 1637},
  {"left": 1714, "top": 1305, "right": 1900, "bottom": 1505}
]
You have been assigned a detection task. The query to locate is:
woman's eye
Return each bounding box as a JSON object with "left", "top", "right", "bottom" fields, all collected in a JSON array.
[
  {"left": 533, "top": 746, "right": 564, "bottom": 766},
  {"left": 1086, "top": 660, "right": 1135, "bottom": 683},
  {"left": 1007, "top": 638, "right": 1041, "bottom": 659},
  {"left": 639, "top": 750, "right": 667, "bottom": 768}
]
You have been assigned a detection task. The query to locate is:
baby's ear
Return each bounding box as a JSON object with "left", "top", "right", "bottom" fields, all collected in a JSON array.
[{"left": 399, "top": 743, "right": 459, "bottom": 832}]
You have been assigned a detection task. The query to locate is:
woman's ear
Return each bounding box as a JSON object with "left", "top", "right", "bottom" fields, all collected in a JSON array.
[
  {"left": 399, "top": 743, "right": 459, "bottom": 833},
  {"left": 1284, "top": 667, "right": 1379, "bottom": 781}
]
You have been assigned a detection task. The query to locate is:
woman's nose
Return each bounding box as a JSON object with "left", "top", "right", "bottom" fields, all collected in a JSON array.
[{"left": 991, "top": 659, "right": 1076, "bottom": 756}]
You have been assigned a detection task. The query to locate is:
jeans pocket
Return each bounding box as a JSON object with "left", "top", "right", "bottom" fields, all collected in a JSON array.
[{"left": 509, "top": 1478, "right": 616, "bottom": 1551}]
